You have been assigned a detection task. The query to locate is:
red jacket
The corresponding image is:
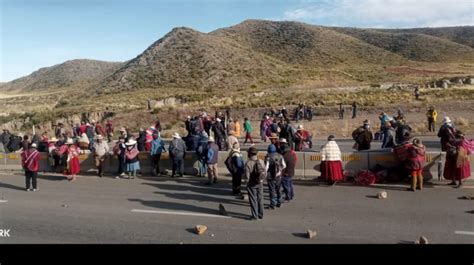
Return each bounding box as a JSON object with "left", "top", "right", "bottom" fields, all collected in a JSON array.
[
  {"left": 79, "top": 125, "right": 87, "bottom": 135},
  {"left": 21, "top": 149, "right": 40, "bottom": 172}
]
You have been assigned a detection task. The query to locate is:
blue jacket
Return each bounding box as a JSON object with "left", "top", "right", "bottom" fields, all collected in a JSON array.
[
  {"left": 150, "top": 138, "right": 166, "bottom": 155},
  {"left": 207, "top": 142, "right": 219, "bottom": 164}
]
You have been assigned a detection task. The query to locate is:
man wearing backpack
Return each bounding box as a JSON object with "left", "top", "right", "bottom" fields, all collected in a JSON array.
[
  {"left": 21, "top": 143, "right": 40, "bottom": 191},
  {"left": 245, "top": 146, "right": 266, "bottom": 220},
  {"left": 265, "top": 144, "right": 286, "bottom": 209},
  {"left": 225, "top": 148, "right": 245, "bottom": 195}
]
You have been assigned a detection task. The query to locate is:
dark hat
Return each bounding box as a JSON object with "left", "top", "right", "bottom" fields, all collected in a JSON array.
[{"left": 248, "top": 146, "right": 258, "bottom": 155}]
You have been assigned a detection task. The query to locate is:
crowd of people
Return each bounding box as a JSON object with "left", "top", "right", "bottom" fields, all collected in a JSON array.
[{"left": 9, "top": 104, "right": 474, "bottom": 219}]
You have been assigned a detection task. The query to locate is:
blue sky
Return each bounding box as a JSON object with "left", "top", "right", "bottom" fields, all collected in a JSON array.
[{"left": 1, "top": 0, "right": 473, "bottom": 82}]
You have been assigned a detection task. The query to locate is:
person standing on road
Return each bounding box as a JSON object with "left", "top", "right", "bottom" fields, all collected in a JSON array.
[
  {"left": 92, "top": 135, "right": 109, "bottom": 178},
  {"left": 206, "top": 136, "right": 219, "bottom": 185},
  {"left": 245, "top": 146, "right": 266, "bottom": 220},
  {"left": 443, "top": 131, "right": 472, "bottom": 188},
  {"left": 227, "top": 130, "right": 240, "bottom": 152},
  {"left": 320, "top": 135, "right": 343, "bottom": 186},
  {"left": 406, "top": 138, "right": 426, "bottom": 191},
  {"left": 225, "top": 147, "right": 245, "bottom": 195},
  {"left": 21, "top": 143, "right": 40, "bottom": 191},
  {"left": 124, "top": 139, "right": 140, "bottom": 179},
  {"left": 150, "top": 132, "right": 166, "bottom": 176},
  {"left": 196, "top": 132, "right": 209, "bottom": 178},
  {"left": 60, "top": 138, "right": 81, "bottom": 181},
  {"left": 265, "top": 144, "right": 286, "bottom": 209},
  {"left": 169, "top": 132, "right": 187, "bottom": 178},
  {"left": 243, "top": 117, "right": 254, "bottom": 145},
  {"left": 281, "top": 143, "right": 296, "bottom": 202},
  {"left": 437, "top": 117, "right": 456, "bottom": 152},
  {"left": 113, "top": 137, "right": 127, "bottom": 178},
  {"left": 234, "top": 118, "right": 242, "bottom": 139},
  {"left": 381, "top": 121, "right": 396, "bottom": 149}
]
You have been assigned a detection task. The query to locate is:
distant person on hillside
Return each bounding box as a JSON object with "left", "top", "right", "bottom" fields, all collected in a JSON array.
[
  {"left": 426, "top": 107, "right": 437, "bottom": 132},
  {"left": 352, "top": 101, "right": 357, "bottom": 119},
  {"left": 106, "top": 119, "right": 114, "bottom": 142},
  {"left": 339, "top": 103, "right": 344, "bottom": 119},
  {"left": 414, "top": 87, "right": 420, "bottom": 100}
]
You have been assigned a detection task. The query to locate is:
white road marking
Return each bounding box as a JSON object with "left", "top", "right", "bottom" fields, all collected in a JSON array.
[
  {"left": 131, "top": 209, "right": 231, "bottom": 219},
  {"left": 455, "top": 231, "right": 474, "bottom": 236},
  {"left": 0, "top": 200, "right": 7, "bottom": 203}
]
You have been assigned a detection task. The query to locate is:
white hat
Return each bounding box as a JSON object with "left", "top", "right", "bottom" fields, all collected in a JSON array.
[
  {"left": 86, "top": 123, "right": 91, "bottom": 126},
  {"left": 49, "top": 137, "right": 58, "bottom": 142},
  {"left": 125, "top": 139, "right": 137, "bottom": 146},
  {"left": 31, "top": 143, "right": 37, "bottom": 148},
  {"left": 172, "top": 132, "right": 181, "bottom": 139},
  {"left": 443, "top": 117, "right": 452, "bottom": 124},
  {"left": 119, "top": 127, "right": 126, "bottom": 132},
  {"left": 280, "top": 138, "right": 288, "bottom": 144},
  {"left": 187, "top": 116, "right": 191, "bottom": 119},
  {"left": 208, "top": 136, "right": 215, "bottom": 142},
  {"left": 95, "top": 135, "right": 104, "bottom": 140},
  {"left": 91, "top": 120, "right": 96, "bottom": 123},
  {"left": 298, "top": 124, "right": 304, "bottom": 130},
  {"left": 216, "top": 118, "right": 221, "bottom": 122},
  {"left": 66, "top": 138, "right": 74, "bottom": 145}
]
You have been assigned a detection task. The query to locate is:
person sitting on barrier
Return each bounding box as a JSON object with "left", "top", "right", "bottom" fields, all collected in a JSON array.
[
  {"left": 381, "top": 121, "right": 396, "bottom": 149},
  {"left": 21, "top": 143, "right": 40, "bottom": 192},
  {"left": 169, "top": 132, "right": 187, "bottom": 178},
  {"left": 113, "top": 137, "right": 127, "bottom": 178},
  {"left": 59, "top": 138, "right": 80, "bottom": 182},
  {"left": 320, "top": 135, "right": 343, "bottom": 186},
  {"left": 205, "top": 136, "right": 220, "bottom": 185},
  {"left": 352, "top": 121, "right": 373, "bottom": 151},
  {"left": 124, "top": 139, "right": 140, "bottom": 179},
  {"left": 281, "top": 142, "right": 297, "bottom": 202},
  {"left": 78, "top": 133, "right": 90, "bottom": 150},
  {"left": 265, "top": 144, "right": 286, "bottom": 209},
  {"left": 225, "top": 147, "right": 245, "bottom": 195},
  {"left": 92, "top": 135, "right": 109, "bottom": 178},
  {"left": 294, "top": 125, "right": 310, "bottom": 151},
  {"left": 245, "top": 146, "right": 266, "bottom": 220},
  {"left": 150, "top": 132, "right": 166, "bottom": 176},
  {"left": 406, "top": 138, "right": 426, "bottom": 191}
]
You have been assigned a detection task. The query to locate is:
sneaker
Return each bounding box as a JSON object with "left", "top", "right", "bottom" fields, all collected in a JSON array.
[
  {"left": 115, "top": 176, "right": 120, "bottom": 179},
  {"left": 276, "top": 203, "right": 281, "bottom": 208},
  {"left": 33, "top": 188, "right": 38, "bottom": 191},
  {"left": 213, "top": 179, "right": 218, "bottom": 184},
  {"left": 258, "top": 216, "right": 263, "bottom": 219},
  {"left": 26, "top": 188, "right": 31, "bottom": 192}
]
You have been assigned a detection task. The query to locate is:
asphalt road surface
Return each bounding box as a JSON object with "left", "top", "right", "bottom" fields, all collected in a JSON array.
[{"left": 0, "top": 172, "right": 473, "bottom": 244}]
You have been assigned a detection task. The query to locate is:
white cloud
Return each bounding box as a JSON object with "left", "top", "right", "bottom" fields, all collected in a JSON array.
[{"left": 283, "top": 0, "right": 474, "bottom": 28}]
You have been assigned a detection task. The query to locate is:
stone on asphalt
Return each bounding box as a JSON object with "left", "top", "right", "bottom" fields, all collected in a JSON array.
[
  {"left": 378, "top": 191, "right": 388, "bottom": 199},
  {"left": 219, "top": 203, "right": 228, "bottom": 216},
  {"left": 195, "top": 225, "right": 207, "bottom": 235},
  {"left": 306, "top": 229, "right": 317, "bottom": 239}
]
